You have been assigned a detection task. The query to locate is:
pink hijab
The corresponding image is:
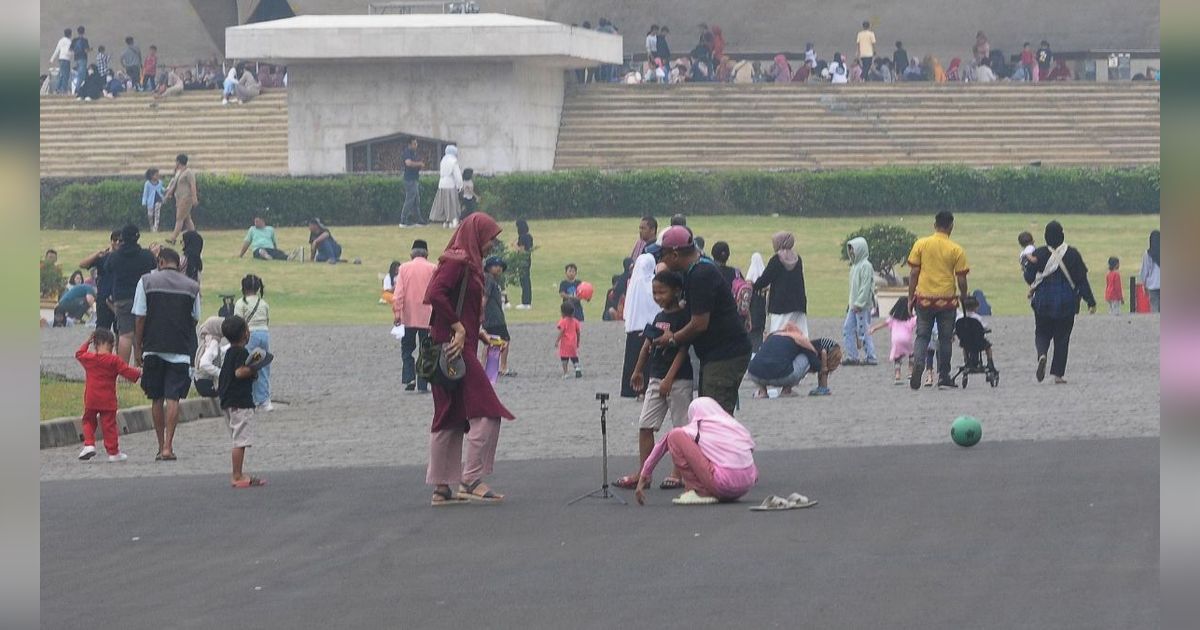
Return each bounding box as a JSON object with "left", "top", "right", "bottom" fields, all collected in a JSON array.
[
  {"left": 773, "top": 54, "right": 793, "bottom": 82},
  {"left": 678, "top": 398, "right": 756, "bottom": 469}
]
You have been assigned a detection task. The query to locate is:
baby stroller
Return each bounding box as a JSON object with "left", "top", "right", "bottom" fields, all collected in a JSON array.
[{"left": 950, "top": 317, "right": 999, "bottom": 388}]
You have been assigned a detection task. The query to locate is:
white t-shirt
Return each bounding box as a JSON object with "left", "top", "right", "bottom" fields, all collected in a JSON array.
[
  {"left": 51, "top": 36, "right": 73, "bottom": 63},
  {"left": 1020, "top": 244, "right": 1036, "bottom": 266},
  {"left": 645, "top": 34, "right": 657, "bottom": 55},
  {"left": 831, "top": 63, "right": 848, "bottom": 83},
  {"left": 857, "top": 30, "right": 877, "bottom": 58}
]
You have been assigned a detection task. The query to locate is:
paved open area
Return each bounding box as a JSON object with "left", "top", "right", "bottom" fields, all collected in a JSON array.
[
  {"left": 39, "top": 313, "right": 1160, "bottom": 627},
  {"left": 42, "top": 438, "right": 1157, "bottom": 629},
  {"left": 39, "top": 315, "right": 1159, "bottom": 480}
]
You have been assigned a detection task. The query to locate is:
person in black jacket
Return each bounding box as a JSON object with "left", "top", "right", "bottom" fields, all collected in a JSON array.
[
  {"left": 104, "top": 224, "right": 157, "bottom": 362},
  {"left": 75, "top": 63, "right": 104, "bottom": 101},
  {"left": 656, "top": 26, "right": 672, "bottom": 66},
  {"left": 752, "top": 231, "right": 809, "bottom": 337},
  {"left": 1023, "top": 220, "right": 1096, "bottom": 384}
]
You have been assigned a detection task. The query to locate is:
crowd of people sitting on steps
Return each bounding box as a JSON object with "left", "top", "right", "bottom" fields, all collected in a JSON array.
[
  {"left": 570, "top": 18, "right": 1159, "bottom": 85},
  {"left": 44, "top": 24, "right": 285, "bottom": 101}
]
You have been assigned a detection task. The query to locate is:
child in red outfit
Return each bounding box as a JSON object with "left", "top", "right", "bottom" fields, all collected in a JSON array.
[
  {"left": 555, "top": 301, "right": 583, "bottom": 378},
  {"left": 75, "top": 330, "right": 141, "bottom": 461},
  {"left": 1105, "top": 257, "right": 1125, "bottom": 315}
]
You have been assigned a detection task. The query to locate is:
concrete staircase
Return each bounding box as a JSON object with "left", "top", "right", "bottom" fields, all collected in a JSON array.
[
  {"left": 40, "top": 91, "right": 288, "bottom": 178},
  {"left": 554, "top": 83, "right": 1160, "bottom": 170}
]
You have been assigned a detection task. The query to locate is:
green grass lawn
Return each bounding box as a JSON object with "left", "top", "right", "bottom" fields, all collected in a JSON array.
[
  {"left": 40, "top": 375, "right": 149, "bottom": 421},
  {"left": 40, "top": 213, "right": 1159, "bottom": 326}
]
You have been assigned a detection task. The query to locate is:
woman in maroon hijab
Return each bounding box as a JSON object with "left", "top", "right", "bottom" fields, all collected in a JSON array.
[{"left": 424, "top": 213, "right": 515, "bottom": 506}]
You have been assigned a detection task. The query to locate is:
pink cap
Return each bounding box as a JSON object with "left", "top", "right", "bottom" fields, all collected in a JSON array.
[{"left": 660, "top": 226, "right": 694, "bottom": 249}]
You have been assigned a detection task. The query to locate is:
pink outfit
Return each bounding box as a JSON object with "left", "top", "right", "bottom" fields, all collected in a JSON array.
[
  {"left": 393, "top": 257, "right": 437, "bottom": 328},
  {"left": 557, "top": 316, "right": 580, "bottom": 359},
  {"left": 641, "top": 398, "right": 758, "bottom": 501},
  {"left": 886, "top": 316, "right": 917, "bottom": 362},
  {"left": 426, "top": 416, "right": 501, "bottom": 486}
]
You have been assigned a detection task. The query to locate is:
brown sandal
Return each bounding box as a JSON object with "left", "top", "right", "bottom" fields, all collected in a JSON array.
[
  {"left": 457, "top": 479, "right": 504, "bottom": 503},
  {"left": 431, "top": 486, "right": 468, "bottom": 506}
]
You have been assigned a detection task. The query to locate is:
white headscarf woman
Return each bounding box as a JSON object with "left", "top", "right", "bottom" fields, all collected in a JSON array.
[
  {"left": 429, "top": 145, "right": 464, "bottom": 229},
  {"left": 746, "top": 252, "right": 767, "bottom": 283},
  {"left": 620, "top": 253, "right": 661, "bottom": 398}
]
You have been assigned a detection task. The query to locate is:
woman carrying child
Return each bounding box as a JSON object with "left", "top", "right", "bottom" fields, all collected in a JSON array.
[
  {"left": 614, "top": 270, "right": 690, "bottom": 491},
  {"left": 1024, "top": 220, "right": 1097, "bottom": 384},
  {"left": 234, "top": 274, "right": 273, "bottom": 411},
  {"left": 869, "top": 297, "right": 917, "bottom": 385},
  {"left": 424, "top": 214, "right": 515, "bottom": 506}
]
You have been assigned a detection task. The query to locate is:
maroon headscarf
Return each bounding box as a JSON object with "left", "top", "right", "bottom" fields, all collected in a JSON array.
[{"left": 438, "top": 213, "right": 502, "bottom": 274}]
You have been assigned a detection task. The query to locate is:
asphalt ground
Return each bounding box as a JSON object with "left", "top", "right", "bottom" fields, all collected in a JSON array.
[{"left": 41, "top": 438, "right": 1157, "bottom": 629}]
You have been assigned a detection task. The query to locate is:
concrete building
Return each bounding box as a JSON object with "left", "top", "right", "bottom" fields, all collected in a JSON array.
[{"left": 225, "top": 13, "right": 621, "bottom": 175}]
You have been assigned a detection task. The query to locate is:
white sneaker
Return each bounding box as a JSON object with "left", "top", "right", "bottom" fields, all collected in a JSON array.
[
  {"left": 78, "top": 445, "right": 96, "bottom": 461},
  {"left": 399, "top": 223, "right": 412, "bottom": 228},
  {"left": 258, "top": 402, "right": 274, "bottom": 412},
  {"left": 222, "top": 97, "right": 229, "bottom": 105},
  {"left": 108, "top": 452, "right": 128, "bottom": 463}
]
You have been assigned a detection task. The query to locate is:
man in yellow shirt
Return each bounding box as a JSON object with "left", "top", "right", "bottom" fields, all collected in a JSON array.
[
  {"left": 856, "top": 20, "right": 877, "bottom": 79},
  {"left": 906, "top": 211, "right": 970, "bottom": 390}
]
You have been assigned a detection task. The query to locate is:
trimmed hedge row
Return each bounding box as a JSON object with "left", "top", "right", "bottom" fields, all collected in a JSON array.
[{"left": 41, "top": 166, "right": 1159, "bottom": 229}]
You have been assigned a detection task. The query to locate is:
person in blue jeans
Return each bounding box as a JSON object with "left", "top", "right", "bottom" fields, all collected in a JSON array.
[
  {"left": 307, "top": 218, "right": 342, "bottom": 263},
  {"left": 234, "top": 274, "right": 273, "bottom": 411},
  {"left": 50, "top": 28, "right": 73, "bottom": 94},
  {"left": 70, "top": 26, "right": 90, "bottom": 91},
  {"left": 841, "top": 237, "right": 878, "bottom": 365},
  {"left": 398, "top": 138, "right": 426, "bottom": 227}
]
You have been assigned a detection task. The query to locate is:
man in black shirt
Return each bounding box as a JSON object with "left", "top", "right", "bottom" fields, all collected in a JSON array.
[
  {"left": 653, "top": 226, "right": 751, "bottom": 414},
  {"left": 893, "top": 41, "right": 909, "bottom": 80},
  {"left": 1036, "top": 40, "right": 1053, "bottom": 81},
  {"left": 104, "top": 224, "right": 157, "bottom": 362},
  {"left": 399, "top": 138, "right": 426, "bottom": 227}
]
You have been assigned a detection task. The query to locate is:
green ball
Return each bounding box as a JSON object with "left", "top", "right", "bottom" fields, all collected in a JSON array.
[{"left": 951, "top": 416, "right": 982, "bottom": 447}]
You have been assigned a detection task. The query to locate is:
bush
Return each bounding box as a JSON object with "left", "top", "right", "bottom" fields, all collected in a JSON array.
[
  {"left": 840, "top": 224, "right": 919, "bottom": 286},
  {"left": 40, "top": 166, "right": 1159, "bottom": 229}
]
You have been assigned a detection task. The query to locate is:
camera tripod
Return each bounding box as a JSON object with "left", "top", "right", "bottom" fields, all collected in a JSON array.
[{"left": 568, "top": 392, "right": 627, "bottom": 506}]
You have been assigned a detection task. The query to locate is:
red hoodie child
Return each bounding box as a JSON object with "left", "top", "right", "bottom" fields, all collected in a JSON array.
[{"left": 75, "top": 332, "right": 141, "bottom": 460}]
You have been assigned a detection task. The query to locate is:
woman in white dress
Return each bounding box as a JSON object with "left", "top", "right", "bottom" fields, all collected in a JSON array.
[{"left": 429, "top": 145, "right": 464, "bottom": 229}]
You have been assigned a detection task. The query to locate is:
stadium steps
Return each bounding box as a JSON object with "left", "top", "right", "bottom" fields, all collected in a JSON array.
[
  {"left": 40, "top": 91, "right": 289, "bottom": 178},
  {"left": 554, "top": 83, "right": 1160, "bottom": 170}
]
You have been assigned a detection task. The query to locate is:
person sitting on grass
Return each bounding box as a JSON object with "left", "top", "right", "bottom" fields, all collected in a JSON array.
[
  {"left": 746, "top": 323, "right": 842, "bottom": 398},
  {"left": 239, "top": 215, "right": 291, "bottom": 261},
  {"left": 218, "top": 315, "right": 266, "bottom": 488},
  {"left": 615, "top": 270, "right": 692, "bottom": 492},
  {"left": 635, "top": 397, "right": 758, "bottom": 506},
  {"left": 75, "top": 330, "right": 141, "bottom": 462},
  {"left": 307, "top": 218, "right": 343, "bottom": 264}
]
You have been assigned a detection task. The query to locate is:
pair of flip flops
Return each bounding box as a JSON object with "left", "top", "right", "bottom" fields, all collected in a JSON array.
[
  {"left": 231, "top": 477, "right": 267, "bottom": 488},
  {"left": 750, "top": 493, "right": 818, "bottom": 511},
  {"left": 154, "top": 453, "right": 177, "bottom": 461}
]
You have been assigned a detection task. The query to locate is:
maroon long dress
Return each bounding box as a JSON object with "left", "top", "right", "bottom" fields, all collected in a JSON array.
[{"left": 426, "top": 257, "right": 514, "bottom": 432}]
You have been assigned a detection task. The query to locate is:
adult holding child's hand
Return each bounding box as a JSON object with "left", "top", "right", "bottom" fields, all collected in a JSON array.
[{"left": 422, "top": 213, "right": 515, "bottom": 507}]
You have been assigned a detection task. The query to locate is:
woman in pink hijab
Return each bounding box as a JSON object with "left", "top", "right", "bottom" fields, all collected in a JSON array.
[
  {"left": 635, "top": 397, "right": 759, "bottom": 506},
  {"left": 770, "top": 54, "right": 793, "bottom": 83}
]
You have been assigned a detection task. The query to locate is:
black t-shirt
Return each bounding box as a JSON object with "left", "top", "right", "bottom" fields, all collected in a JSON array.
[
  {"left": 684, "top": 259, "right": 751, "bottom": 362},
  {"left": 218, "top": 346, "right": 255, "bottom": 409},
  {"left": 482, "top": 276, "right": 506, "bottom": 331},
  {"left": 402, "top": 147, "right": 420, "bottom": 181},
  {"left": 308, "top": 229, "right": 330, "bottom": 244},
  {"left": 1036, "top": 46, "right": 1052, "bottom": 72},
  {"left": 559, "top": 279, "right": 583, "bottom": 321},
  {"left": 517, "top": 233, "right": 534, "bottom": 252},
  {"left": 87, "top": 251, "right": 113, "bottom": 299},
  {"left": 71, "top": 37, "right": 89, "bottom": 60},
  {"left": 648, "top": 308, "right": 694, "bottom": 381}
]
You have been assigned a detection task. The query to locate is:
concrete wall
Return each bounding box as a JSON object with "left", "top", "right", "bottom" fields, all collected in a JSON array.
[{"left": 288, "top": 60, "right": 564, "bottom": 175}]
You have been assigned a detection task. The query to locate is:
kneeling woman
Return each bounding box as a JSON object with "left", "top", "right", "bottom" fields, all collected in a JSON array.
[
  {"left": 635, "top": 397, "right": 758, "bottom": 506},
  {"left": 747, "top": 324, "right": 841, "bottom": 398},
  {"left": 425, "top": 214, "right": 515, "bottom": 506}
]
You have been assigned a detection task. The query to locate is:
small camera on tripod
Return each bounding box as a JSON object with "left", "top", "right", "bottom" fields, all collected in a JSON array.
[{"left": 595, "top": 392, "right": 610, "bottom": 402}]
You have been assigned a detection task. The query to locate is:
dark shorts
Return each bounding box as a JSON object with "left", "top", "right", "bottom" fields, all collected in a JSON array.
[
  {"left": 141, "top": 355, "right": 192, "bottom": 400},
  {"left": 112, "top": 299, "right": 136, "bottom": 335},
  {"left": 484, "top": 324, "right": 510, "bottom": 342},
  {"left": 699, "top": 353, "right": 751, "bottom": 415}
]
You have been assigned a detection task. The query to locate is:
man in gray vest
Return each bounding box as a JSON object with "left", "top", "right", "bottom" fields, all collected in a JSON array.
[{"left": 132, "top": 247, "right": 200, "bottom": 461}]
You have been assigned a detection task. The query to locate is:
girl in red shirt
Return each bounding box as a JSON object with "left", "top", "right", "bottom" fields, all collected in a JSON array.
[
  {"left": 75, "top": 330, "right": 141, "bottom": 461},
  {"left": 1105, "top": 257, "right": 1125, "bottom": 315},
  {"left": 556, "top": 301, "right": 582, "bottom": 378}
]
